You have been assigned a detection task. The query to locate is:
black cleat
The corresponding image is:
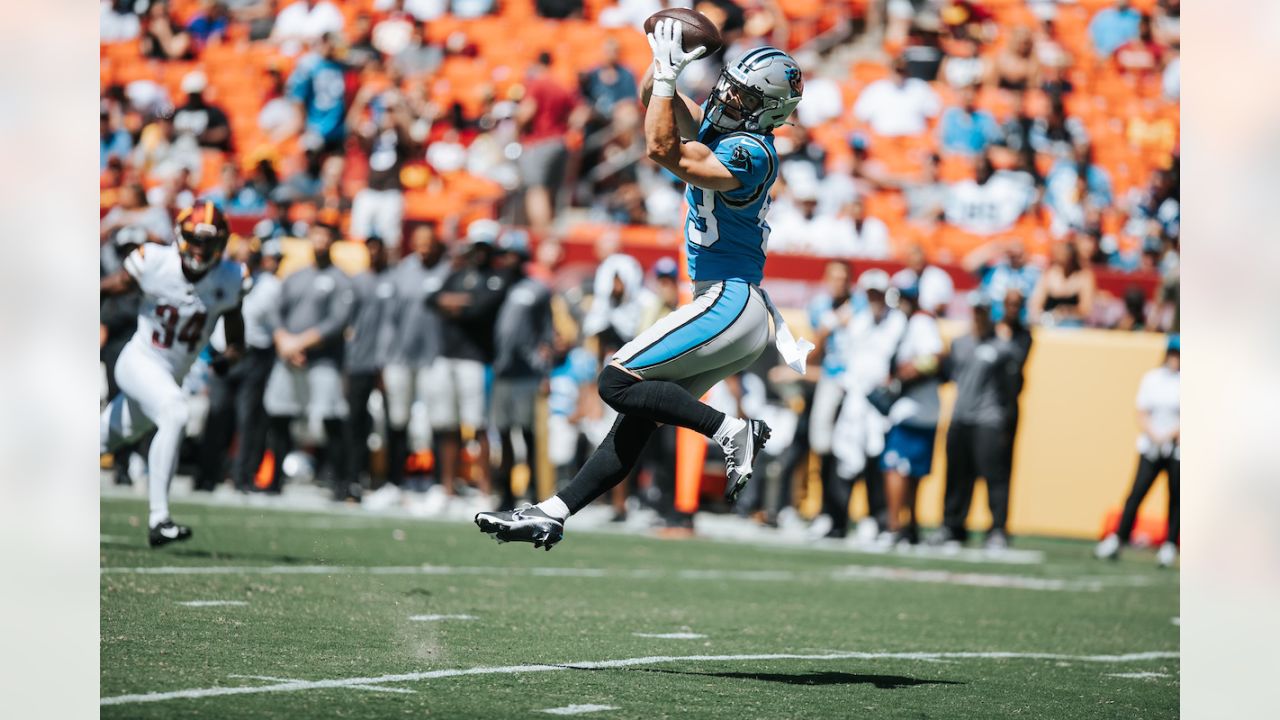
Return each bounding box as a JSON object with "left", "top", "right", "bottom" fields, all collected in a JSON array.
[
  {"left": 148, "top": 520, "right": 193, "bottom": 548},
  {"left": 720, "top": 419, "right": 771, "bottom": 503},
  {"left": 474, "top": 505, "right": 565, "bottom": 551}
]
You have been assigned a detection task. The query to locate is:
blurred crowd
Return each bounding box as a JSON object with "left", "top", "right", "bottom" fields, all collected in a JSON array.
[
  {"left": 101, "top": 0, "right": 1180, "bottom": 544},
  {"left": 102, "top": 0, "right": 1180, "bottom": 331}
]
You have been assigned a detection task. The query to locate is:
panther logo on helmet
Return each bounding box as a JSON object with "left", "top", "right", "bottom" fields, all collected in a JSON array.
[
  {"left": 174, "top": 201, "right": 230, "bottom": 277},
  {"left": 786, "top": 66, "right": 804, "bottom": 98}
]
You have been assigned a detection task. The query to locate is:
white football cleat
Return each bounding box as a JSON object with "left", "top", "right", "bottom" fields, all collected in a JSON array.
[{"left": 1094, "top": 533, "right": 1121, "bottom": 560}]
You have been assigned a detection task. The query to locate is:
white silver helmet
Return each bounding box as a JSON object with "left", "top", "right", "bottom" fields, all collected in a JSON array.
[{"left": 705, "top": 47, "right": 804, "bottom": 133}]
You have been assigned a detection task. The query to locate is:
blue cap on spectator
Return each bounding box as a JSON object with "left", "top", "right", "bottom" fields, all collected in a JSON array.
[
  {"left": 1166, "top": 334, "right": 1179, "bottom": 353},
  {"left": 654, "top": 257, "right": 679, "bottom": 279},
  {"left": 850, "top": 132, "right": 870, "bottom": 151},
  {"left": 260, "top": 238, "right": 284, "bottom": 258},
  {"left": 498, "top": 228, "right": 531, "bottom": 257}
]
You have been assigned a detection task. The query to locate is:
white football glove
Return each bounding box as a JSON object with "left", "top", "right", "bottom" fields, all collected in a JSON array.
[{"left": 647, "top": 18, "right": 706, "bottom": 98}]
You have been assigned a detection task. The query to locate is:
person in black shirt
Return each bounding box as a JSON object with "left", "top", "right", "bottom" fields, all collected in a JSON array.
[
  {"left": 348, "top": 87, "right": 413, "bottom": 250},
  {"left": 101, "top": 226, "right": 146, "bottom": 486},
  {"left": 425, "top": 220, "right": 512, "bottom": 500},
  {"left": 489, "top": 231, "right": 555, "bottom": 509},
  {"left": 173, "top": 72, "right": 232, "bottom": 152}
]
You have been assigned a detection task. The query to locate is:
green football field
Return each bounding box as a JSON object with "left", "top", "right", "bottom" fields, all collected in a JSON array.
[{"left": 100, "top": 496, "right": 1179, "bottom": 718}]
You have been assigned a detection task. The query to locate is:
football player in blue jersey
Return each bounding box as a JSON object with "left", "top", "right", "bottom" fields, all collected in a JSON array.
[{"left": 476, "top": 19, "right": 808, "bottom": 549}]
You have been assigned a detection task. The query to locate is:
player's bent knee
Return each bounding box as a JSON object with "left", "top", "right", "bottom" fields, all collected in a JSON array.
[
  {"left": 597, "top": 364, "right": 640, "bottom": 412},
  {"left": 157, "top": 400, "right": 190, "bottom": 432}
]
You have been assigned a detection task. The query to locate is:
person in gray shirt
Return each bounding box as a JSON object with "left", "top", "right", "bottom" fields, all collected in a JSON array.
[
  {"left": 373, "top": 224, "right": 449, "bottom": 504},
  {"left": 490, "top": 230, "right": 555, "bottom": 509},
  {"left": 936, "top": 295, "right": 1023, "bottom": 549},
  {"left": 196, "top": 236, "right": 283, "bottom": 493},
  {"left": 263, "top": 223, "right": 357, "bottom": 499},
  {"left": 344, "top": 236, "right": 399, "bottom": 491}
]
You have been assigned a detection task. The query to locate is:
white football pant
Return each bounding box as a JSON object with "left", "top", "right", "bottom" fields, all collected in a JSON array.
[{"left": 100, "top": 341, "right": 189, "bottom": 527}]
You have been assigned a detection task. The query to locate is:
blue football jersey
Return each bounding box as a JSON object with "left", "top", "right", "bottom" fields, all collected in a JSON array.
[{"left": 683, "top": 122, "right": 779, "bottom": 285}]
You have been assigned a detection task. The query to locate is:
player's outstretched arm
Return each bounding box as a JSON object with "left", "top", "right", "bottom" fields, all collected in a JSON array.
[
  {"left": 639, "top": 63, "right": 702, "bottom": 140},
  {"left": 645, "top": 111, "right": 740, "bottom": 192},
  {"left": 644, "top": 19, "right": 739, "bottom": 192}
]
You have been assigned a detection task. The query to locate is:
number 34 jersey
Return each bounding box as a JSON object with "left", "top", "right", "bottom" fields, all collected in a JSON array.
[
  {"left": 122, "top": 242, "right": 249, "bottom": 379},
  {"left": 683, "top": 124, "right": 779, "bottom": 285}
]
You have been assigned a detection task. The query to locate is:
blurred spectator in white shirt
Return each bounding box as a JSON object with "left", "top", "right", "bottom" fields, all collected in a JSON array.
[
  {"left": 1162, "top": 50, "right": 1179, "bottom": 101},
  {"left": 767, "top": 179, "right": 823, "bottom": 255},
  {"left": 817, "top": 197, "right": 890, "bottom": 259},
  {"left": 853, "top": 56, "right": 940, "bottom": 138},
  {"left": 101, "top": 0, "right": 141, "bottom": 42},
  {"left": 794, "top": 72, "right": 843, "bottom": 128},
  {"left": 375, "top": 0, "right": 447, "bottom": 21},
  {"left": 598, "top": 0, "right": 662, "bottom": 29},
  {"left": 272, "top": 0, "right": 345, "bottom": 55},
  {"left": 945, "top": 153, "right": 1033, "bottom": 236},
  {"left": 892, "top": 245, "right": 955, "bottom": 317},
  {"left": 100, "top": 183, "right": 174, "bottom": 245}
]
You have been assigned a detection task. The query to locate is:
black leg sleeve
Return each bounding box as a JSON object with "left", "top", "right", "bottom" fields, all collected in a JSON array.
[
  {"left": 1166, "top": 457, "right": 1179, "bottom": 545},
  {"left": 557, "top": 414, "right": 657, "bottom": 515},
  {"left": 1117, "top": 456, "right": 1161, "bottom": 542},
  {"left": 597, "top": 365, "right": 725, "bottom": 438}
]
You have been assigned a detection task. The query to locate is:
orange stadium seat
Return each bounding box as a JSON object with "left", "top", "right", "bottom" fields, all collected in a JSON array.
[
  {"left": 198, "top": 150, "right": 227, "bottom": 192},
  {"left": 404, "top": 189, "right": 464, "bottom": 223}
]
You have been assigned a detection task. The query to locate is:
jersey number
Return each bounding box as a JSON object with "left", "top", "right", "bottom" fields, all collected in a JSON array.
[
  {"left": 152, "top": 306, "right": 207, "bottom": 350},
  {"left": 689, "top": 190, "right": 720, "bottom": 247},
  {"left": 689, "top": 191, "right": 772, "bottom": 253}
]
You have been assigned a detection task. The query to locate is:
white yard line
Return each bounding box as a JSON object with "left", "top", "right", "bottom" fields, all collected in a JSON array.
[
  {"left": 176, "top": 600, "right": 248, "bottom": 607},
  {"left": 99, "top": 649, "right": 1179, "bottom": 707},
  {"left": 633, "top": 632, "right": 706, "bottom": 640},
  {"left": 1108, "top": 671, "right": 1170, "bottom": 679},
  {"left": 409, "top": 614, "right": 476, "bottom": 622},
  {"left": 541, "top": 704, "right": 619, "bottom": 715},
  {"left": 227, "top": 674, "right": 415, "bottom": 694},
  {"left": 102, "top": 563, "right": 1124, "bottom": 592}
]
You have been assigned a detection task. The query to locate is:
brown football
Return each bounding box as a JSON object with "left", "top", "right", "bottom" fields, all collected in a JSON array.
[{"left": 643, "top": 8, "right": 724, "bottom": 55}]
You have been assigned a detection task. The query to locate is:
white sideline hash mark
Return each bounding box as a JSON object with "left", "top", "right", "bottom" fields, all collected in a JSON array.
[
  {"left": 176, "top": 600, "right": 248, "bottom": 607},
  {"left": 409, "top": 614, "right": 476, "bottom": 622},
  {"left": 1108, "top": 672, "right": 1169, "bottom": 679},
  {"left": 541, "top": 704, "right": 619, "bottom": 715},
  {"left": 99, "top": 649, "right": 1180, "bottom": 706},
  {"left": 633, "top": 632, "right": 706, "bottom": 639},
  {"left": 101, "top": 564, "right": 1123, "bottom": 592}
]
